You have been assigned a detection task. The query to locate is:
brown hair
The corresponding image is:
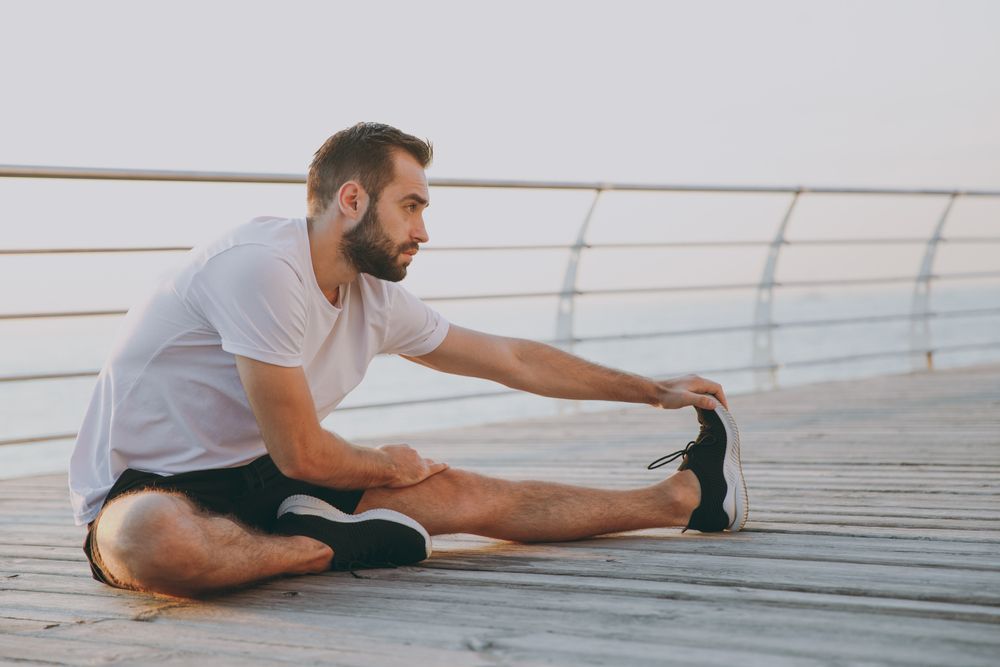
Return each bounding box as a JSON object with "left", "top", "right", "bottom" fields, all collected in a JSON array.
[{"left": 307, "top": 122, "right": 433, "bottom": 217}]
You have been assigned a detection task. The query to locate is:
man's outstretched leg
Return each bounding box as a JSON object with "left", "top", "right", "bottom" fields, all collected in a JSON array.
[
  {"left": 355, "top": 405, "right": 748, "bottom": 540},
  {"left": 357, "top": 467, "right": 701, "bottom": 541}
]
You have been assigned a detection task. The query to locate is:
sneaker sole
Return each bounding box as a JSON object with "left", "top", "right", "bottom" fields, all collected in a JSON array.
[
  {"left": 716, "top": 405, "right": 749, "bottom": 531},
  {"left": 277, "top": 494, "right": 433, "bottom": 559}
]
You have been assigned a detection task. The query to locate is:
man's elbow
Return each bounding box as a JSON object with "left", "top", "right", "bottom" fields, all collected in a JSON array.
[
  {"left": 268, "top": 438, "right": 320, "bottom": 483},
  {"left": 503, "top": 338, "right": 542, "bottom": 384}
]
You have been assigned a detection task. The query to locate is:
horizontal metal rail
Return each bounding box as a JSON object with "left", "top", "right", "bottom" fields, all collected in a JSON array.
[
  {"left": 6, "top": 306, "right": 1000, "bottom": 386},
  {"left": 0, "top": 370, "right": 101, "bottom": 383},
  {"left": 779, "top": 340, "right": 1000, "bottom": 368},
  {"left": 4, "top": 236, "right": 1000, "bottom": 257},
  {"left": 4, "top": 269, "right": 1000, "bottom": 320},
  {"left": 5, "top": 164, "right": 1000, "bottom": 197},
  {"left": 0, "top": 309, "right": 127, "bottom": 321},
  {"left": 425, "top": 237, "right": 1000, "bottom": 249},
  {"left": 0, "top": 246, "right": 193, "bottom": 255},
  {"left": 554, "top": 306, "right": 1000, "bottom": 346},
  {"left": 419, "top": 271, "right": 1000, "bottom": 303},
  {"left": 6, "top": 338, "right": 999, "bottom": 448},
  {"left": 0, "top": 432, "right": 78, "bottom": 447},
  {"left": 0, "top": 165, "right": 307, "bottom": 185}
]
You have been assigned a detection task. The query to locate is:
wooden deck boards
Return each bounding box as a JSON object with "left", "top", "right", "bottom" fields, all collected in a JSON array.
[{"left": 2, "top": 365, "right": 999, "bottom": 666}]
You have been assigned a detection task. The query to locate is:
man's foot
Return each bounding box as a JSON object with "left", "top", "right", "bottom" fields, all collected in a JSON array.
[
  {"left": 275, "top": 495, "right": 432, "bottom": 571},
  {"left": 647, "top": 405, "right": 749, "bottom": 532}
]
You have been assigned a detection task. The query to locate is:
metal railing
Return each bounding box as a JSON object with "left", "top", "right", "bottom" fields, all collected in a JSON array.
[{"left": 2, "top": 165, "right": 1000, "bottom": 448}]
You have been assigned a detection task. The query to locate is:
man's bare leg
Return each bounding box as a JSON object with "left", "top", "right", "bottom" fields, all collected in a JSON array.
[
  {"left": 95, "top": 491, "right": 332, "bottom": 597},
  {"left": 355, "top": 468, "right": 701, "bottom": 541},
  {"left": 96, "top": 469, "right": 698, "bottom": 596}
]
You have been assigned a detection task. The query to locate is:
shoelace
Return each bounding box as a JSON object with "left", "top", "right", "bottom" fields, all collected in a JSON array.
[
  {"left": 345, "top": 560, "right": 400, "bottom": 579},
  {"left": 647, "top": 440, "right": 696, "bottom": 470}
]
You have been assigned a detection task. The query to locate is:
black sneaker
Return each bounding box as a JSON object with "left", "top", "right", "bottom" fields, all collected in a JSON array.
[
  {"left": 275, "top": 495, "right": 432, "bottom": 571},
  {"left": 647, "top": 405, "right": 748, "bottom": 532}
]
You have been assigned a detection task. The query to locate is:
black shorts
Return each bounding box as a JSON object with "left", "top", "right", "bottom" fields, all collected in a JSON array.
[{"left": 83, "top": 454, "right": 364, "bottom": 587}]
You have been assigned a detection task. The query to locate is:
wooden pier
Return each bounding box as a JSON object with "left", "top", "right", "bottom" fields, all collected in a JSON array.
[{"left": 2, "top": 364, "right": 999, "bottom": 665}]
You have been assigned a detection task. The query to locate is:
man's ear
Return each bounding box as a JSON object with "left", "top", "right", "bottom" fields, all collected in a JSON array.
[{"left": 337, "top": 181, "right": 369, "bottom": 220}]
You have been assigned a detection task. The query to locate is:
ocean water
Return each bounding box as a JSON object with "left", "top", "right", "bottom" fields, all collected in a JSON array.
[
  {"left": 2, "top": 180, "right": 999, "bottom": 478},
  {"left": 2, "top": 281, "right": 998, "bottom": 481}
]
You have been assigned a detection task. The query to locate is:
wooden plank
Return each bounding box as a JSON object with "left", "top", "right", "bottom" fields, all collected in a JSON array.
[
  {"left": 7, "top": 534, "right": 1000, "bottom": 606},
  {"left": 0, "top": 363, "right": 997, "bottom": 665},
  {"left": 8, "top": 572, "right": 998, "bottom": 666}
]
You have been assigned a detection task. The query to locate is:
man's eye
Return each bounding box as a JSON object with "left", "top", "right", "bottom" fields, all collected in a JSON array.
[{"left": 407, "top": 204, "right": 418, "bottom": 212}]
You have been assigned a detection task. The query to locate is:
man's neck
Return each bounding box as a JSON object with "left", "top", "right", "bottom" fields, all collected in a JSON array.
[{"left": 307, "top": 216, "right": 358, "bottom": 306}]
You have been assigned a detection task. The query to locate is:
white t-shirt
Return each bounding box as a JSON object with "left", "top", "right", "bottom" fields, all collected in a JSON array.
[{"left": 69, "top": 216, "right": 449, "bottom": 525}]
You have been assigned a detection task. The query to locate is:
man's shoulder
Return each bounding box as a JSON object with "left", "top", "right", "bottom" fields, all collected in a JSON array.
[
  {"left": 174, "top": 217, "right": 307, "bottom": 301},
  {"left": 193, "top": 217, "right": 304, "bottom": 270},
  {"left": 203, "top": 217, "right": 302, "bottom": 258}
]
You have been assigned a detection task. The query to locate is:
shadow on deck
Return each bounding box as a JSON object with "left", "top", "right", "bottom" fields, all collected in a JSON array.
[{"left": 2, "top": 365, "right": 999, "bottom": 665}]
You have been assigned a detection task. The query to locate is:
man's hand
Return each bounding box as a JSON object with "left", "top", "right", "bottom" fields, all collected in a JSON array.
[
  {"left": 379, "top": 444, "right": 449, "bottom": 487},
  {"left": 234, "top": 355, "right": 447, "bottom": 489},
  {"left": 655, "top": 374, "right": 729, "bottom": 411}
]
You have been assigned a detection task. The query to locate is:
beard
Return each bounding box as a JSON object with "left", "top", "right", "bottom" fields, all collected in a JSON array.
[{"left": 339, "top": 201, "right": 415, "bottom": 282}]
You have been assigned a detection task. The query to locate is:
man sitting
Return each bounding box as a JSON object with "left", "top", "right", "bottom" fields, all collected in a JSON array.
[{"left": 70, "top": 123, "right": 748, "bottom": 597}]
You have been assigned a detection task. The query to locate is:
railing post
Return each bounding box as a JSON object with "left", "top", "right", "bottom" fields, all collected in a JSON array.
[
  {"left": 555, "top": 188, "right": 604, "bottom": 352},
  {"left": 554, "top": 188, "right": 604, "bottom": 413},
  {"left": 751, "top": 190, "right": 802, "bottom": 391},
  {"left": 910, "top": 193, "right": 959, "bottom": 371}
]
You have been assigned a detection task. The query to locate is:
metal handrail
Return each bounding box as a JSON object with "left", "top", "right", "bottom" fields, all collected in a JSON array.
[
  {"left": 5, "top": 164, "right": 1000, "bottom": 196},
  {"left": 5, "top": 306, "right": 1000, "bottom": 386},
  {"left": 3, "top": 164, "right": 999, "bottom": 448},
  {"left": 0, "top": 271, "right": 1000, "bottom": 321},
  {"left": 5, "top": 270, "right": 998, "bottom": 321},
  {"left": 5, "top": 338, "right": 999, "bottom": 448},
  {"left": 0, "top": 246, "right": 194, "bottom": 255},
  {"left": 4, "top": 237, "right": 1000, "bottom": 256}
]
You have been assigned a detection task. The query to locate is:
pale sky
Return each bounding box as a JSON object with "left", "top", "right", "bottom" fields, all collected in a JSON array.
[
  {"left": 2, "top": 0, "right": 999, "bottom": 472},
  {"left": 2, "top": 0, "right": 999, "bottom": 188}
]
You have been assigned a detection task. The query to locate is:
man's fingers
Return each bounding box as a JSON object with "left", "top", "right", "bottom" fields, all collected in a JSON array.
[
  {"left": 385, "top": 459, "right": 448, "bottom": 488},
  {"left": 658, "top": 376, "right": 729, "bottom": 411},
  {"left": 715, "top": 386, "right": 730, "bottom": 410},
  {"left": 689, "top": 392, "right": 720, "bottom": 410},
  {"left": 426, "top": 460, "right": 449, "bottom": 477},
  {"left": 696, "top": 381, "right": 728, "bottom": 410},
  {"left": 686, "top": 375, "right": 728, "bottom": 410}
]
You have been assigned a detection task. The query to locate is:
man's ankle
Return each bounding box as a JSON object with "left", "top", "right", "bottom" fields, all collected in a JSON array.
[
  {"left": 287, "top": 535, "right": 334, "bottom": 573},
  {"left": 665, "top": 469, "right": 701, "bottom": 526}
]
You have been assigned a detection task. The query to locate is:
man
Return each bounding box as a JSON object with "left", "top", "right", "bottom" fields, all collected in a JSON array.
[{"left": 70, "top": 122, "right": 748, "bottom": 598}]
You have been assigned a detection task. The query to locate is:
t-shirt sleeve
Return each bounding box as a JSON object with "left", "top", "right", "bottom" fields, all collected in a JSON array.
[
  {"left": 188, "top": 244, "right": 307, "bottom": 367},
  {"left": 380, "top": 282, "right": 450, "bottom": 356}
]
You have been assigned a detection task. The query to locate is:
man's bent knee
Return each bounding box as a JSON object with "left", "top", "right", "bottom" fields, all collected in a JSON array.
[
  {"left": 95, "top": 491, "right": 208, "bottom": 594},
  {"left": 357, "top": 467, "right": 502, "bottom": 535},
  {"left": 360, "top": 467, "right": 489, "bottom": 507}
]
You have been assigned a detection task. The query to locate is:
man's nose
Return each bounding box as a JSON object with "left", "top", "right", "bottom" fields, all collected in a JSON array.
[{"left": 413, "top": 217, "right": 429, "bottom": 244}]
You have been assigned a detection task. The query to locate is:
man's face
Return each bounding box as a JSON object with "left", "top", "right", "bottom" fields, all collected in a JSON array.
[{"left": 340, "top": 151, "right": 430, "bottom": 282}]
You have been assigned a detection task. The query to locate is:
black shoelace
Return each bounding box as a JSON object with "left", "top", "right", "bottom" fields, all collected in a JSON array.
[
  {"left": 344, "top": 560, "right": 400, "bottom": 579},
  {"left": 647, "top": 440, "right": 696, "bottom": 470}
]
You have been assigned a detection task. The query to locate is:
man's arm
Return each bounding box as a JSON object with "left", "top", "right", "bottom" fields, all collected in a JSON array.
[
  {"left": 234, "top": 355, "right": 447, "bottom": 488},
  {"left": 404, "top": 325, "right": 728, "bottom": 411}
]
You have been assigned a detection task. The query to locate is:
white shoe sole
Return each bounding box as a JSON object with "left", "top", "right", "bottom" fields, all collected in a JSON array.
[
  {"left": 277, "top": 494, "right": 433, "bottom": 558},
  {"left": 715, "top": 405, "right": 749, "bottom": 531}
]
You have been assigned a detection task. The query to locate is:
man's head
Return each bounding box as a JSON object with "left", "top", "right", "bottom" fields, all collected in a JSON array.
[
  {"left": 307, "top": 122, "right": 433, "bottom": 219},
  {"left": 308, "top": 123, "right": 434, "bottom": 282}
]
